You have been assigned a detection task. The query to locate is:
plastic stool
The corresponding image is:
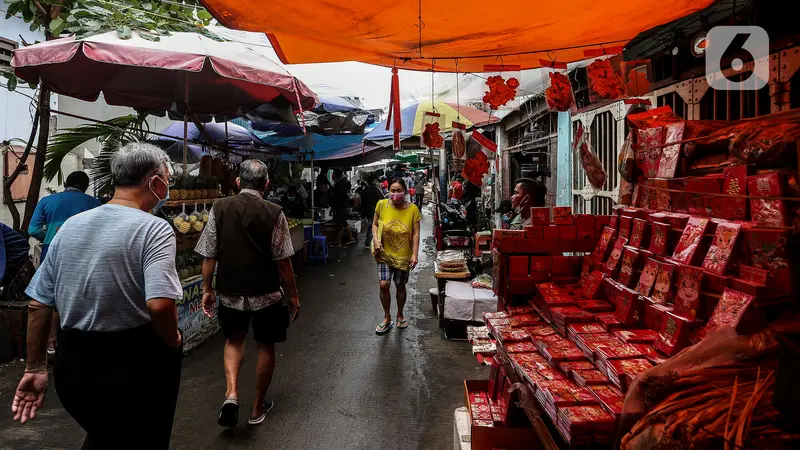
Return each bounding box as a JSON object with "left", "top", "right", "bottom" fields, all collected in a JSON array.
[{"left": 307, "top": 235, "right": 328, "bottom": 265}]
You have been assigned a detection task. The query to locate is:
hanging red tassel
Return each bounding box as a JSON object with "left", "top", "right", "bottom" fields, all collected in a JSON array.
[{"left": 385, "top": 67, "right": 402, "bottom": 150}]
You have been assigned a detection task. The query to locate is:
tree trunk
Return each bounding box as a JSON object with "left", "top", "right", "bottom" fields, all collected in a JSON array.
[
  {"left": 20, "top": 87, "right": 50, "bottom": 237},
  {"left": 3, "top": 102, "right": 40, "bottom": 231}
]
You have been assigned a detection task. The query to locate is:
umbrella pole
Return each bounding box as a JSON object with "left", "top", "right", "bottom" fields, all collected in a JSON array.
[{"left": 183, "top": 75, "right": 189, "bottom": 174}]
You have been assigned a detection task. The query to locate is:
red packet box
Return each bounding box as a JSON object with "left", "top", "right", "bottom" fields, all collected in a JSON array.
[
  {"left": 559, "top": 225, "right": 577, "bottom": 240},
  {"left": 595, "top": 216, "right": 612, "bottom": 235},
  {"left": 651, "top": 178, "right": 672, "bottom": 211},
  {"left": 635, "top": 258, "right": 660, "bottom": 296},
  {"left": 629, "top": 218, "right": 649, "bottom": 249},
  {"left": 715, "top": 165, "right": 748, "bottom": 220},
  {"left": 739, "top": 265, "right": 768, "bottom": 285},
  {"left": 702, "top": 221, "right": 742, "bottom": 275},
  {"left": 553, "top": 206, "right": 574, "bottom": 225},
  {"left": 572, "top": 369, "right": 609, "bottom": 387},
  {"left": 747, "top": 172, "right": 788, "bottom": 227},
  {"left": 653, "top": 312, "right": 692, "bottom": 356},
  {"left": 609, "top": 215, "right": 620, "bottom": 232},
  {"left": 657, "top": 122, "right": 685, "bottom": 178},
  {"left": 588, "top": 385, "right": 625, "bottom": 419},
  {"left": 651, "top": 261, "right": 677, "bottom": 305},
  {"left": 493, "top": 229, "right": 526, "bottom": 241},
  {"left": 525, "top": 225, "right": 544, "bottom": 238},
  {"left": 671, "top": 265, "right": 704, "bottom": 319},
  {"left": 531, "top": 207, "right": 552, "bottom": 225},
  {"left": 701, "top": 288, "right": 754, "bottom": 338},
  {"left": 604, "top": 237, "right": 628, "bottom": 274},
  {"left": 637, "top": 127, "right": 664, "bottom": 178},
  {"left": 543, "top": 225, "right": 559, "bottom": 240},
  {"left": 745, "top": 228, "right": 792, "bottom": 294},
  {"left": 575, "top": 215, "right": 596, "bottom": 239},
  {"left": 618, "top": 216, "right": 633, "bottom": 241},
  {"left": 617, "top": 247, "right": 641, "bottom": 288},
  {"left": 596, "top": 312, "right": 625, "bottom": 331},
  {"left": 613, "top": 329, "right": 658, "bottom": 344},
  {"left": 551, "top": 256, "right": 571, "bottom": 275},
  {"left": 648, "top": 222, "right": 670, "bottom": 256},
  {"left": 578, "top": 300, "right": 614, "bottom": 313},
  {"left": 509, "top": 256, "right": 529, "bottom": 277},
  {"left": 581, "top": 271, "right": 606, "bottom": 300},
  {"left": 592, "top": 227, "right": 616, "bottom": 262},
  {"left": 644, "top": 303, "right": 672, "bottom": 331},
  {"left": 615, "top": 286, "right": 643, "bottom": 325},
  {"left": 685, "top": 176, "right": 723, "bottom": 215},
  {"left": 531, "top": 256, "right": 552, "bottom": 273},
  {"left": 671, "top": 217, "right": 710, "bottom": 265},
  {"left": 650, "top": 212, "right": 690, "bottom": 230},
  {"left": 668, "top": 178, "right": 689, "bottom": 213},
  {"left": 702, "top": 271, "right": 730, "bottom": 295}
]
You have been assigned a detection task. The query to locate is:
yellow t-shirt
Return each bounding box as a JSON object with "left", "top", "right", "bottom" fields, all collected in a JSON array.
[{"left": 374, "top": 199, "right": 421, "bottom": 270}]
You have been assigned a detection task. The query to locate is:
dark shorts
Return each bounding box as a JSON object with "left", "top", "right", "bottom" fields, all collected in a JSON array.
[
  {"left": 218, "top": 302, "right": 290, "bottom": 345},
  {"left": 334, "top": 207, "right": 348, "bottom": 226}
]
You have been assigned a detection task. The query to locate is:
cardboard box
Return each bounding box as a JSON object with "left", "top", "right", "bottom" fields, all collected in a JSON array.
[
  {"left": 525, "top": 225, "right": 544, "bottom": 239},
  {"left": 543, "top": 225, "right": 559, "bottom": 240},
  {"left": 559, "top": 225, "right": 577, "bottom": 240},
  {"left": 531, "top": 207, "right": 552, "bottom": 225},
  {"left": 553, "top": 207, "right": 574, "bottom": 225}
]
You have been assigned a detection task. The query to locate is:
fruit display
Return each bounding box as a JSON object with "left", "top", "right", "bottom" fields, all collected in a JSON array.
[
  {"left": 287, "top": 218, "right": 303, "bottom": 229},
  {"left": 190, "top": 204, "right": 205, "bottom": 233},
  {"left": 171, "top": 174, "right": 221, "bottom": 202},
  {"left": 176, "top": 251, "right": 203, "bottom": 280},
  {"left": 172, "top": 205, "right": 192, "bottom": 234}
]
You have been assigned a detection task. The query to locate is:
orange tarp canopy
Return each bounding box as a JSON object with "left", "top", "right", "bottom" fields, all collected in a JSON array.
[{"left": 200, "top": 0, "right": 713, "bottom": 72}]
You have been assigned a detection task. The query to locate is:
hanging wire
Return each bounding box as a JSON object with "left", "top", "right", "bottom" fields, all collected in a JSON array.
[
  {"left": 414, "top": 0, "right": 425, "bottom": 58},
  {"left": 455, "top": 59, "right": 461, "bottom": 122},
  {"left": 430, "top": 59, "right": 437, "bottom": 112}
]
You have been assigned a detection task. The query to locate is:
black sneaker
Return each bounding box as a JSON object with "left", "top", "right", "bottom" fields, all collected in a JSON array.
[{"left": 217, "top": 399, "right": 239, "bottom": 427}]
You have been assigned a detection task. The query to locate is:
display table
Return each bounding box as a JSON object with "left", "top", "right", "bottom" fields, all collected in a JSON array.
[
  {"left": 290, "top": 225, "right": 305, "bottom": 253},
  {"left": 433, "top": 260, "right": 471, "bottom": 316},
  {"left": 177, "top": 274, "right": 219, "bottom": 354}
]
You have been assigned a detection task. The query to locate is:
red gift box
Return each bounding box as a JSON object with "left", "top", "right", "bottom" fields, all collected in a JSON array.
[
  {"left": 575, "top": 215, "right": 596, "bottom": 239},
  {"left": 671, "top": 217, "right": 710, "bottom": 265},
  {"left": 629, "top": 218, "right": 649, "bottom": 249},
  {"left": 559, "top": 361, "right": 596, "bottom": 373},
  {"left": 613, "top": 328, "right": 658, "bottom": 344},
  {"left": 649, "top": 222, "right": 670, "bottom": 256},
  {"left": 609, "top": 214, "right": 620, "bottom": 231},
  {"left": 572, "top": 369, "right": 609, "bottom": 387},
  {"left": 525, "top": 225, "right": 544, "bottom": 238},
  {"left": 531, "top": 207, "right": 552, "bottom": 225},
  {"left": 668, "top": 178, "right": 690, "bottom": 213},
  {"left": 543, "top": 225, "right": 559, "bottom": 240},
  {"left": 578, "top": 300, "right": 614, "bottom": 313},
  {"left": 656, "top": 122, "right": 685, "bottom": 178},
  {"left": 651, "top": 261, "right": 677, "bottom": 305},
  {"left": 650, "top": 212, "right": 690, "bottom": 230},
  {"left": 509, "top": 256, "right": 530, "bottom": 277},
  {"left": 715, "top": 165, "right": 748, "bottom": 220},
  {"left": 637, "top": 127, "right": 664, "bottom": 178},
  {"left": 553, "top": 206, "right": 574, "bottom": 225},
  {"left": 738, "top": 265, "right": 768, "bottom": 286},
  {"left": 592, "top": 227, "right": 616, "bottom": 261},
  {"left": 559, "top": 225, "right": 577, "bottom": 240},
  {"left": 701, "top": 287, "right": 754, "bottom": 338},
  {"left": 614, "top": 285, "right": 643, "bottom": 325},
  {"left": 588, "top": 385, "right": 625, "bottom": 418},
  {"left": 530, "top": 256, "right": 552, "bottom": 273},
  {"left": 568, "top": 323, "right": 608, "bottom": 335},
  {"left": 653, "top": 312, "right": 692, "bottom": 355},
  {"left": 672, "top": 265, "right": 704, "bottom": 320},
  {"left": 635, "top": 258, "right": 660, "bottom": 296},
  {"left": 508, "top": 314, "right": 542, "bottom": 327},
  {"left": 504, "top": 341, "right": 538, "bottom": 353},
  {"left": 747, "top": 172, "right": 788, "bottom": 227},
  {"left": 651, "top": 178, "right": 672, "bottom": 211},
  {"left": 702, "top": 221, "right": 742, "bottom": 275},
  {"left": 581, "top": 271, "right": 605, "bottom": 300},
  {"left": 596, "top": 312, "right": 625, "bottom": 330},
  {"left": 508, "top": 305, "right": 536, "bottom": 316},
  {"left": 644, "top": 303, "right": 672, "bottom": 331},
  {"left": 595, "top": 215, "right": 612, "bottom": 235},
  {"left": 745, "top": 228, "right": 792, "bottom": 294}
]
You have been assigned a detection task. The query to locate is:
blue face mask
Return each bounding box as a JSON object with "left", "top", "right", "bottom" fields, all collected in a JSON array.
[
  {"left": 150, "top": 176, "right": 170, "bottom": 211},
  {"left": 287, "top": 195, "right": 296, "bottom": 201},
  {"left": 501, "top": 215, "right": 512, "bottom": 224}
]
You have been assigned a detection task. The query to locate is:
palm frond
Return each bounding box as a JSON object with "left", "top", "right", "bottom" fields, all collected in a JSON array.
[{"left": 45, "top": 114, "right": 147, "bottom": 183}]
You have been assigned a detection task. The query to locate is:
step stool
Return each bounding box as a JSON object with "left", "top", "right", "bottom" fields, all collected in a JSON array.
[
  {"left": 474, "top": 233, "right": 492, "bottom": 257},
  {"left": 307, "top": 235, "right": 328, "bottom": 265}
]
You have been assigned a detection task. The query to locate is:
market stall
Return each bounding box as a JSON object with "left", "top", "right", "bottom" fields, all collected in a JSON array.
[{"left": 459, "top": 106, "right": 800, "bottom": 449}]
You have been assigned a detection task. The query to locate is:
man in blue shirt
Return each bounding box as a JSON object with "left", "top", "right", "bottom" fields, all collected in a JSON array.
[
  {"left": 28, "top": 171, "right": 100, "bottom": 262},
  {"left": 0, "top": 222, "right": 30, "bottom": 290}
]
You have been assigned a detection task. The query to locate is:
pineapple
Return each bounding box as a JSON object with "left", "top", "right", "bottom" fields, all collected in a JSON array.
[
  {"left": 177, "top": 253, "right": 190, "bottom": 280},
  {"left": 172, "top": 174, "right": 187, "bottom": 201},
  {"left": 185, "top": 176, "right": 196, "bottom": 200}
]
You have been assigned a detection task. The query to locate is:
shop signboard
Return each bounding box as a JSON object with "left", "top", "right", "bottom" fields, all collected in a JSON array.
[{"left": 177, "top": 275, "right": 219, "bottom": 353}]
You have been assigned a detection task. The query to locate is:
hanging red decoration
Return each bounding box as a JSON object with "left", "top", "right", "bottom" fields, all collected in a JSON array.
[
  {"left": 483, "top": 75, "right": 519, "bottom": 110},
  {"left": 586, "top": 58, "right": 626, "bottom": 101},
  {"left": 385, "top": 67, "right": 402, "bottom": 150},
  {"left": 422, "top": 122, "right": 443, "bottom": 149},
  {"left": 545, "top": 72, "right": 574, "bottom": 111}
]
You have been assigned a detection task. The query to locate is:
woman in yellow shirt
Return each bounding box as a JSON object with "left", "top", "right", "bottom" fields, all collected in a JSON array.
[{"left": 371, "top": 178, "right": 421, "bottom": 334}]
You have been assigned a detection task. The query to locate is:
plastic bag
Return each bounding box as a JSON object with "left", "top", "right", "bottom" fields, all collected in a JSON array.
[
  {"left": 541, "top": 59, "right": 576, "bottom": 113},
  {"left": 189, "top": 203, "right": 204, "bottom": 233},
  {"left": 574, "top": 121, "right": 607, "bottom": 190},
  {"left": 421, "top": 111, "right": 444, "bottom": 149},
  {"left": 481, "top": 65, "right": 522, "bottom": 111},
  {"left": 172, "top": 204, "right": 191, "bottom": 234},
  {"left": 586, "top": 56, "right": 627, "bottom": 102},
  {"left": 452, "top": 122, "right": 467, "bottom": 160},
  {"left": 471, "top": 273, "right": 493, "bottom": 289},
  {"left": 618, "top": 131, "right": 636, "bottom": 183},
  {"left": 620, "top": 59, "right": 653, "bottom": 98}
]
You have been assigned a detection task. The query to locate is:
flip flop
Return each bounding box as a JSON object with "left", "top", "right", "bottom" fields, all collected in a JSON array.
[
  {"left": 248, "top": 397, "right": 275, "bottom": 426},
  {"left": 217, "top": 399, "right": 239, "bottom": 428},
  {"left": 375, "top": 321, "right": 394, "bottom": 334},
  {"left": 397, "top": 319, "right": 409, "bottom": 329}
]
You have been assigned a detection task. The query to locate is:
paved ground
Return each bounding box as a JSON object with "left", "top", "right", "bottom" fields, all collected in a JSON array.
[{"left": 0, "top": 213, "right": 486, "bottom": 449}]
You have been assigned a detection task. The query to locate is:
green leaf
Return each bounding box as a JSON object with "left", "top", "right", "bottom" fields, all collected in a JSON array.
[
  {"left": 7, "top": 75, "right": 17, "bottom": 92},
  {"left": 139, "top": 32, "right": 160, "bottom": 42},
  {"left": 48, "top": 17, "right": 64, "bottom": 34},
  {"left": 142, "top": 2, "right": 152, "bottom": 10},
  {"left": 116, "top": 25, "right": 132, "bottom": 39},
  {"left": 196, "top": 10, "right": 211, "bottom": 21},
  {"left": 4, "top": 0, "right": 24, "bottom": 5},
  {"left": 29, "top": 22, "right": 38, "bottom": 32},
  {"left": 66, "top": 14, "right": 77, "bottom": 23},
  {"left": 27, "top": 81, "right": 37, "bottom": 90}
]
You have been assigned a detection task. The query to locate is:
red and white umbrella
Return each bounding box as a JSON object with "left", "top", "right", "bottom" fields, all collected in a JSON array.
[{"left": 12, "top": 31, "right": 317, "bottom": 117}]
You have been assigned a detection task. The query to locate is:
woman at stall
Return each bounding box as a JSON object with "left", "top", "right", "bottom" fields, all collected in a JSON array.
[{"left": 371, "top": 178, "right": 421, "bottom": 334}]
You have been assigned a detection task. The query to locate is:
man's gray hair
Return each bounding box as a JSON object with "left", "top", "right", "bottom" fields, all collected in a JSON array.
[
  {"left": 111, "top": 142, "right": 170, "bottom": 187},
  {"left": 239, "top": 159, "right": 269, "bottom": 190}
]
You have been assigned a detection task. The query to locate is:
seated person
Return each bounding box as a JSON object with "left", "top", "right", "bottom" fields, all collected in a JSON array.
[{"left": 280, "top": 186, "right": 307, "bottom": 219}]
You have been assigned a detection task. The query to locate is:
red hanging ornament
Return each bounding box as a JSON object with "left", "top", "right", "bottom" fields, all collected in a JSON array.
[
  {"left": 483, "top": 75, "right": 519, "bottom": 110},
  {"left": 385, "top": 67, "right": 402, "bottom": 150}
]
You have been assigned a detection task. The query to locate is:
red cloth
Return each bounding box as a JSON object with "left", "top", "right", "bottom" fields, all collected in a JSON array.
[{"left": 450, "top": 181, "right": 463, "bottom": 200}]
